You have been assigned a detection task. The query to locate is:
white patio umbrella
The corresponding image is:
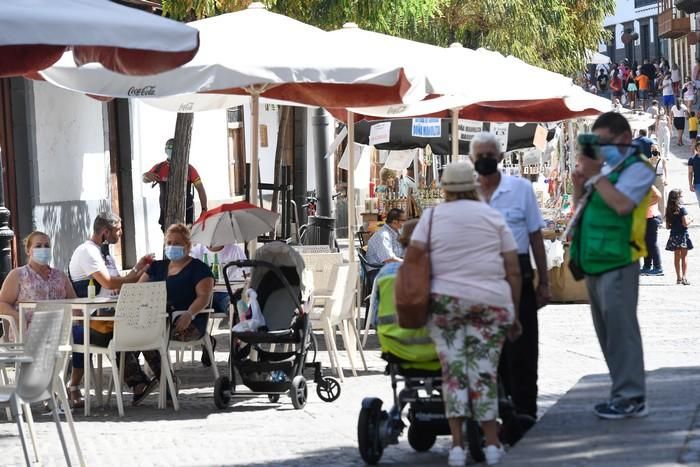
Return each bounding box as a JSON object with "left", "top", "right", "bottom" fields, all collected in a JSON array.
[
  {"left": 39, "top": 3, "right": 424, "bottom": 257},
  {"left": 191, "top": 201, "right": 280, "bottom": 247},
  {"left": 0, "top": 0, "right": 199, "bottom": 77},
  {"left": 586, "top": 50, "right": 611, "bottom": 65}
]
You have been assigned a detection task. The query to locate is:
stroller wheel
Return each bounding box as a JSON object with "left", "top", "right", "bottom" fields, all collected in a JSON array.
[
  {"left": 316, "top": 376, "right": 341, "bottom": 402},
  {"left": 357, "top": 398, "right": 384, "bottom": 464},
  {"left": 407, "top": 423, "right": 436, "bottom": 452},
  {"left": 466, "top": 419, "right": 485, "bottom": 463},
  {"left": 214, "top": 376, "right": 231, "bottom": 409},
  {"left": 268, "top": 394, "right": 280, "bottom": 403},
  {"left": 290, "top": 376, "right": 308, "bottom": 410}
]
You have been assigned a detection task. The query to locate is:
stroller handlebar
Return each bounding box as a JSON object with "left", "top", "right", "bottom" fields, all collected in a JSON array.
[{"left": 222, "top": 260, "right": 304, "bottom": 314}]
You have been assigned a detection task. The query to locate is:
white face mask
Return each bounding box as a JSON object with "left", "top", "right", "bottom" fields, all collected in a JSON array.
[{"left": 165, "top": 148, "right": 173, "bottom": 160}]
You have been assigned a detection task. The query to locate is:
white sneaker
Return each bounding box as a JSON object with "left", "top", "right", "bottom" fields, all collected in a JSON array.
[
  {"left": 484, "top": 444, "right": 506, "bottom": 465},
  {"left": 447, "top": 446, "right": 467, "bottom": 466}
]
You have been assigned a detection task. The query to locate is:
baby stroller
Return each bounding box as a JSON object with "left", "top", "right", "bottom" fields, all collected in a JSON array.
[
  {"left": 358, "top": 274, "right": 533, "bottom": 464},
  {"left": 213, "top": 242, "right": 340, "bottom": 410}
]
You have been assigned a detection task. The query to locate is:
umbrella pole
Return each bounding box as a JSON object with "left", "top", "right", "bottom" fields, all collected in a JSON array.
[
  {"left": 451, "top": 108, "right": 459, "bottom": 162},
  {"left": 347, "top": 110, "right": 356, "bottom": 263},
  {"left": 249, "top": 91, "right": 261, "bottom": 253}
]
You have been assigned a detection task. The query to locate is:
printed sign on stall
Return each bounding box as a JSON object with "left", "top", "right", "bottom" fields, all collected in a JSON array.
[
  {"left": 368, "top": 122, "right": 391, "bottom": 146},
  {"left": 457, "top": 119, "right": 484, "bottom": 142},
  {"left": 411, "top": 118, "right": 442, "bottom": 138},
  {"left": 489, "top": 123, "right": 509, "bottom": 152}
]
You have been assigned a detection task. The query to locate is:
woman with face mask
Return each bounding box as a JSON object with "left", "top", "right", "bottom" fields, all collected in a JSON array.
[
  {"left": 0, "top": 231, "right": 76, "bottom": 331},
  {"left": 139, "top": 223, "right": 214, "bottom": 342}
]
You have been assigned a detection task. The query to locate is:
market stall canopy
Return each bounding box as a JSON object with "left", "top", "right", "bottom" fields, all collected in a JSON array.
[
  {"left": 353, "top": 120, "right": 555, "bottom": 155},
  {"left": 331, "top": 83, "right": 611, "bottom": 123},
  {"left": 586, "top": 50, "right": 611, "bottom": 65},
  {"left": 0, "top": 0, "right": 200, "bottom": 77},
  {"left": 39, "top": 3, "right": 424, "bottom": 109},
  {"left": 327, "top": 26, "right": 575, "bottom": 103}
]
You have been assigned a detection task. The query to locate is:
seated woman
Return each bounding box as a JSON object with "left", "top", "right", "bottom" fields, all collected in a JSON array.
[
  {"left": 0, "top": 231, "right": 83, "bottom": 405},
  {"left": 0, "top": 230, "right": 76, "bottom": 328},
  {"left": 140, "top": 223, "right": 214, "bottom": 343}
]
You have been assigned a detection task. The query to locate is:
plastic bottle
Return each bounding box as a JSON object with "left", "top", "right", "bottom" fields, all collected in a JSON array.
[{"left": 87, "top": 278, "right": 96, "bottom": 299}]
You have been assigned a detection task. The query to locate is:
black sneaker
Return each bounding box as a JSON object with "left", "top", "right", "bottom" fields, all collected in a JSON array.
[{"left": 594, "top": 398, "right": 648, "bottom": 419}]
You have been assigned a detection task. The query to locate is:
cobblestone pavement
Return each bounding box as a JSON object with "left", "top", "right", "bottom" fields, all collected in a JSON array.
[{"left": 1, "top": 138, "right": 699, "bottom": 466}]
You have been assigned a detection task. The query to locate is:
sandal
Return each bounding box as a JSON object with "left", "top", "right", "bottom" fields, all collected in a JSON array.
[
  {"left": 677, "top": 278, "right": 683, "bottom": 284},
  {"left": 67, "top": 386, "right": 84, "bottom": 409},
  {"left": 682, "top": 278, "right": 691, "bottom": 285},
  {"left": 201, "top": 336, "right": 217, "bottom": 367},
  {"left": 132, "top": 378, "right": 159, "bottom": 406}
]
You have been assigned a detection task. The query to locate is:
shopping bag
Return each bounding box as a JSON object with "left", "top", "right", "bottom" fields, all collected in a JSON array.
[{"left": 394, "top": 208, "right": 434, "bottom": 328}]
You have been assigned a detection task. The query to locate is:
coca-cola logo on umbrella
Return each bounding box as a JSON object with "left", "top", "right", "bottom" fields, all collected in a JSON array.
[{"left": 127, "top": 85, "right": 156, "bottom": 97}]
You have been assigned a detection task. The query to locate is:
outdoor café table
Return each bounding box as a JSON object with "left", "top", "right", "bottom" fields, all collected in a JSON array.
[{"left": 18, "top": 297, "right": 118, "bottom": 416}]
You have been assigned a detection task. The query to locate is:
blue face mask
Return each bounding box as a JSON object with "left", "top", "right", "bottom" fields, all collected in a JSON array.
[
  {"left": 32, "top": 247, "right": 51, "bottom": 265},
  {"left": 599, "top": 144, "right": 634, "bottom": 167},
  {"left": 164, "top": 245, "right": 185, "bottom": 261}
]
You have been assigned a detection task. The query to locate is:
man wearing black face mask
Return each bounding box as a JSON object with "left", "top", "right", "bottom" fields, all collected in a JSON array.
[{"left": 470, "top": 132, "right": 549, "bottom": 422}]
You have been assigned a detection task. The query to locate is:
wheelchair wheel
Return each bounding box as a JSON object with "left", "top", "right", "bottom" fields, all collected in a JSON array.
[
  {"left": 466, "top": 419, "right": 485, "bottom": 463},
  {"left": 268, "top": 394, "right": 280, "bottom": 403},
  {"left": 214, "top": 376, "right": 231, "bottom": 409},
  {"left": 291, "top": 376, "right": 308, "bottom": 410},
  {"left": 316, "top": 376, "right": 341, "bottom": 402},
  {"left": 357, "top": 398, "right": 384, "bottom": 464},
  {"left": 407, "top": 423, "right": 436, "bottom": 452}
]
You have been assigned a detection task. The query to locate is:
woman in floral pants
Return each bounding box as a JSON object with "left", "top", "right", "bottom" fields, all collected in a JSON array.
[{"left": 409, "top": 162, "right": 521, "bottom": 466}]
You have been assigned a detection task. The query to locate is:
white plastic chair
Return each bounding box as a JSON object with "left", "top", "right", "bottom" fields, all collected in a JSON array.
[
  {"left": 0, "top": 309, "right": 73, "bottom": 466},
  {"left": 301, "top": 252, "right": 344, "bottom": 296},
  {"left": 169, "top": 307, "right": 219, "bottom": 385},
  {"left": 80, "top": 282, "right": 178, "bottom": 417},
  {"left": 0, "top": 314, "right": 19, "bottom": 420},
  {"left": 293, "top": 245, "right": 332, "bottom": 254},
  {"left": 311, "top": 263, "right": 367, "bottom": 380}
]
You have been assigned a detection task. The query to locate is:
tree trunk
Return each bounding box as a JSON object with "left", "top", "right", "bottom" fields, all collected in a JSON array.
[
  {"left": 270, "top": 106, "right": 293, "bottom": 212},
  {"left": 164, "top": 112, "right": 194, "bottom": 229}
]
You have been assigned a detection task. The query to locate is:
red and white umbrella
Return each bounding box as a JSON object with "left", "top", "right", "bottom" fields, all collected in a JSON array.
[
  {"left": 0, "top": 0, "right": 200, "bottom": 78},
  {"left": 191, "top": 201, "right": 280, "bottom": 247}
]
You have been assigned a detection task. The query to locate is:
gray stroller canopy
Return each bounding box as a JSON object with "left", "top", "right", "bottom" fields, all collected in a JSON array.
[{"left": 250, "top": 242, "right": 307, "bottom": 297}]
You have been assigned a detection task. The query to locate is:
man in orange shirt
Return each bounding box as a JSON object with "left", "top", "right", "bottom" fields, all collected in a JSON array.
[
  {"left": 635, "top": 71, "right": 651, "bottom": 111},
  {"left": 143, "top": 138, "right": 208, "bottom": 231}
]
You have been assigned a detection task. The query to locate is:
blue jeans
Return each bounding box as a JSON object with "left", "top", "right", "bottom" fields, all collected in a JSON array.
[
  {"left": 695, "top": 185, "right": 700, "bottom": 205},
  {"left": 212, "top": 291, "right": 230, "bottom": 315}
]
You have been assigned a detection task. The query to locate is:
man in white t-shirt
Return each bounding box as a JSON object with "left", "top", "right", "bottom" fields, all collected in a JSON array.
[
  {"left": 470, "top": 131, "right": 549, "bottom": 422},
  {"left": 662, "top": 72, "right": 675, "bottom": 112},
  {"left": 68, "top": 212, "right": 160, "bottom": 405}
]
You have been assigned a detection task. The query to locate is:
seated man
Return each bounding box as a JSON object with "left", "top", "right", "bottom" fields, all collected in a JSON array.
[
  {"left": 68, "top": 212, "right": 158, "bottom": 406},
  {"left": 366, "top": 208, "right": 406, "bottom": 266},
  {"left": 190, "top": 242, "right": 247, "bottom": 365}
]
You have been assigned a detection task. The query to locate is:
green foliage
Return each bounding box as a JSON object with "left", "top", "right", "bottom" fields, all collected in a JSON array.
[{"left": 162, "top": 0, "right": 615, "bottom": 75}]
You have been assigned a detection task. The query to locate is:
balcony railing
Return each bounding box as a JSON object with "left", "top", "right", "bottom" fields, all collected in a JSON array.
[
  {"left": 635, "top": 0, "right": 656, "bottom": 7},
  {"left": 658, "top": 4, "right": 691, "bottom": 38}
]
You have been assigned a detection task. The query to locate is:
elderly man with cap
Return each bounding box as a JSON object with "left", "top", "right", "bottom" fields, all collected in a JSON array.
[{"left": 470, "top": 131, "right": 550, "bottom": 423}]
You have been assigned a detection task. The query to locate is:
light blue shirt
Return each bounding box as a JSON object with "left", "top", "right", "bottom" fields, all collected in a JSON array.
[
  {"left": 487, "top": 175, "right": 545, "bottom": 255},
  {"left": 602, "top": 162, "right": 655, "bottom": 205},
  {"left": 366, "top": 224, "right": 403, "bottom": 265}
]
